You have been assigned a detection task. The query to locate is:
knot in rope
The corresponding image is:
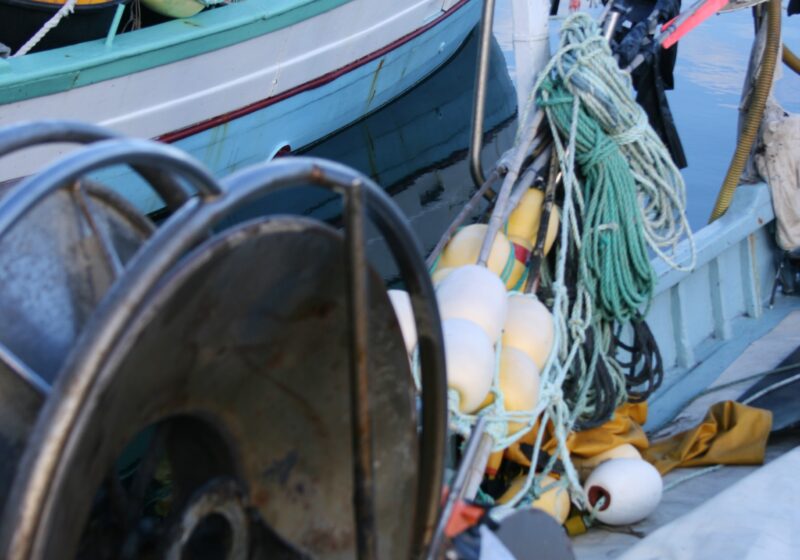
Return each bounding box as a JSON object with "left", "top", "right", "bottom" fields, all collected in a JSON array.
[{"left": 611, "top": 111, "right": 650, "bottom": 146}]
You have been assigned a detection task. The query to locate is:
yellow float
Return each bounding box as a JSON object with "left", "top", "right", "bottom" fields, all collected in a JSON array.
[
  {"left": 571, "top": 443, "right": 642, "bottom": 481},
  {"left": 498, "top": 474, "right": 571, "bottom": 525},
  {"left": 437, "top": 224, "right": 524, "bottom": 289},
  {"left": 431, "top": 266, "right": 454, "bottom": 286},
  {"left": 506, "top": 188, "right": 561, "bottom": 256}
]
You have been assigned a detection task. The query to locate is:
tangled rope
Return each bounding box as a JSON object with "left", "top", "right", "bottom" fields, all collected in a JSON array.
[
  {"left": 543, "top": 13, "right": 696, "bottom": 271},
  {"left": 458, "top": 13, "right": 687, "bottom": 516},
  {"left": 538, "top": 80, "right": 656, "bottom": 322}
]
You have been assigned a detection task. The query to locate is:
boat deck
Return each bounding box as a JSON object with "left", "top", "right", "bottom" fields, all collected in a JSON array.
[
  {"left": 574, "top": 432, "right": 800, "bottom": 559},
  {"left": 573, "top": 308, "right": 800, "bottom": 559}
]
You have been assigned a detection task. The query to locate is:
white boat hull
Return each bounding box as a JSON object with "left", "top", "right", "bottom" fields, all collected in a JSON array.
[{"left": 0, "top": 0, "right": 482, "bottom": 213}]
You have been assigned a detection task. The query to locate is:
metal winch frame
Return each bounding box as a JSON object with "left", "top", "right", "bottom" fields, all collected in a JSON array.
[{"left": 0, "top": 121, "right": 448, "bottom": 559}]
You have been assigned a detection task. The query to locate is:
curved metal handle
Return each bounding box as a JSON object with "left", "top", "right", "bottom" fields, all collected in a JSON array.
[
  {"left": 469, "top": 0, "right": 497, "bottom": 188},
  {"left": 0, "top": 138, "right": 222, "bottom": 238},
  {"left": 222, "top": 158, "right": 448, "bottom": 559},
  {"left": 3, "top": 156, "right": 446, "bottom": 560},
  {"left": 0, "top": 121, "right": 202, "bottom": 211}
]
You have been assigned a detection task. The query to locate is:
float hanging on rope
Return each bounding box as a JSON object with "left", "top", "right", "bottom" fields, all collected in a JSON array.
[{"left": 442, "top": 11, "right": 696, "bottom": 524}]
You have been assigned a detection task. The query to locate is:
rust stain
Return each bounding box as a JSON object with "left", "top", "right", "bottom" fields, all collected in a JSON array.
[
  {"left": 293, "top": 299, "right": 336, "bottom": 322},
  {"left": 304, "top": 526, "right": 354, "bottom": 553},
  {"left": 362, "top": 126, "right": 379, "bottom": 179},
  {"left": 365, "top": 58, "right": 385, "bottom": 109},
  {"left": 262, "top": 450, "right": 299, "bottom": 485},
  {"left": 252, "top": 487, "right": 270, "bottom": 508}
]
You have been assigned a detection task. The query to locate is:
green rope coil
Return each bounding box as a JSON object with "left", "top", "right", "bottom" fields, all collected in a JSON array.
[
  {"left": 538, "top": 81, "right": 656, "bottom": 322},
  {"left": 443, "top": 13, "right": 694, "bottom": 519}
]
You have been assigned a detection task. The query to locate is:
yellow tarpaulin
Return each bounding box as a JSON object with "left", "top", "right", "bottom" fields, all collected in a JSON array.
[
  {"left": 500, "top": 402, "right": 649, "bottom": 470},
  {"left": 643, "top": 400, "right": 772, "bottom": 475},
  {"left": 495, "top": 401, "right": 771, "bottom": 478}
]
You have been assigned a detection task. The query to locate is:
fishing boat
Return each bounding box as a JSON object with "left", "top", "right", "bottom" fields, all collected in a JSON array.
[
  {"left": 0, "top": 0, "right": 482, "bottom": 212},
  {"left": 258, "top": 28, "right": 518, "bottom": 243},
  {"left": 0, "top": 0, "right": 798, "bottom": 558},
  {"left": 423, "top": 1, "right": 800, "bottom": 557}
]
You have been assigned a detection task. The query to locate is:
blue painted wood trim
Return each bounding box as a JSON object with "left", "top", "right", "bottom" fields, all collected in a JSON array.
[
  {"left": 652, "top": 184, "right": 775, "bottom": 294},
  {"left": 643, "top": 183, "right": 789, "bottom": 431},
  {"left": 0, "top": 0, "right": 352, "bottom": 104}
]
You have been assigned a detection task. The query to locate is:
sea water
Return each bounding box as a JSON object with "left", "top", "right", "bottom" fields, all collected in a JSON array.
[{"left": 496, "top": 3, "right": 800, "bottom": 228}]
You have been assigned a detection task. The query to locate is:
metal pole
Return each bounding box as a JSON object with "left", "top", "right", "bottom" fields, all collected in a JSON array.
[
  {"left": 344, "top": 179, "right": 378, "bottom": 560},
  {"left": 602, "top": 10, "right": 622, "bottom": 42},
  {"left": 469, "top": 0, "right": 497, "bottom": 189},
  {"left": 426, "top": 417, "right": 488, "bottom": 560}
]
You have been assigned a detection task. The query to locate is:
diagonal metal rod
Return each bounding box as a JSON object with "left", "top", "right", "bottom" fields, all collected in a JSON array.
[
  {"left": 344, "top": 179, "right": 378, "bottom": 560},
  {"left": 525, "top": 149, "right": 561, "bottom": 293},
  {"left": 72, "top": 181, "right": 125, "bottom": 279},
  {"left": 477, "top": 110, "right": 545, "bottom": 266},
  {"left": 0, "top": 342, "right": 49, "bottom": 396},
  {"left": 426, "top": 417, "right": 488, "bottom": 560}
]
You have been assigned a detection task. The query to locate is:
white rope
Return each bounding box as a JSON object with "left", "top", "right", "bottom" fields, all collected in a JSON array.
[
  {"left": 427, "top": 12, "right": 696, "bottom": 518},
  {"left": 13, "top": 0, "right": 79, "bottom": 58},
  {"left": 538, "top": 13, "right": 696, "bottom": 271}
]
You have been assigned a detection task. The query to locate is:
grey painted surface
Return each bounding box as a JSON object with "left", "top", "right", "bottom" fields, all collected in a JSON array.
[{"left": 644, "top": 183, "right": 797, "bottom": 430}]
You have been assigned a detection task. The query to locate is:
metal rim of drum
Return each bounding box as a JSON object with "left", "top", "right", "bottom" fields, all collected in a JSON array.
[
  {"left": 0, "top": 154, "right": 447, "bottom": 559},
  {"left": 0, "top": 180, "right": 155, "bottom": 382},
  {"left": 11, "top": 216, "right": 418, "bottom": 558},
  {"left": 0, "top": 119, "right": 208, "bottom": 389},
  {"left": 0, "top": 120, "right": 192, "bottom": 210},
  {"left": 0, "top": 126, "right": 197, "bottom": 521}
]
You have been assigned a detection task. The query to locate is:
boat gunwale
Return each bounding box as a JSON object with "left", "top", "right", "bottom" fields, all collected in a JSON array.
[
  {"left": 652, "top": 183, "right": 774, "bottom": 295},
  {"left": 0, "top": 0, "right": 355, "bottom": 103}
]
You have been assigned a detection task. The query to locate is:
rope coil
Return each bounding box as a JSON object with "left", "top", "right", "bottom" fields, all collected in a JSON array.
[{"left": 430, "top": 13, "right": 692, "bottom": 517}]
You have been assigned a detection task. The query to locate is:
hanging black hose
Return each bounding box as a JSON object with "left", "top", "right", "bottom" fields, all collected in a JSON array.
[
  {"left": 562, "top": 325, "right": 622, "bottom": 430},
  {"left": 615, "top": 318, "right": 664, "bottom": 402}
]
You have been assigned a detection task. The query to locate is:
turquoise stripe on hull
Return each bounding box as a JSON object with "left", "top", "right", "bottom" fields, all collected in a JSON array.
[
  {"left": 96, "top": 0, "right": 481, "bottom": 214},
  {"left": 0, "top": 0, "right": 352, "bottom": 103}
]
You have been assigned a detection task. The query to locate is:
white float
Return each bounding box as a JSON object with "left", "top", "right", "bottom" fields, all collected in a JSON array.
[
  {"left": 501, "top": 293, "right": 554, "bottom": 369},
  {"left": 387, "top": 289, "right": 417, "bottom": 355},
  {"left": 437, "top": 265, "right": 508, "bottom": 343},
  {"left": 584, "top": 458, "right": 663, "bottom": 525},
  {"left": 442, "top": 319, "right": 495, "bottom": 413},
  {"left": 572, "top": 443, "right": 642, "bottom": 481}
]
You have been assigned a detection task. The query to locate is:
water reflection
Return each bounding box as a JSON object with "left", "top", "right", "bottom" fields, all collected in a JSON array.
[
  {"left": 229, "top": 28, "right": 518, "bottom": 281},
  {"left": 304, "top": 29, "right": 516, "bottom": 194},
  {"left": 303, "top": 29, "right": 517, "bottom": 280}
]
